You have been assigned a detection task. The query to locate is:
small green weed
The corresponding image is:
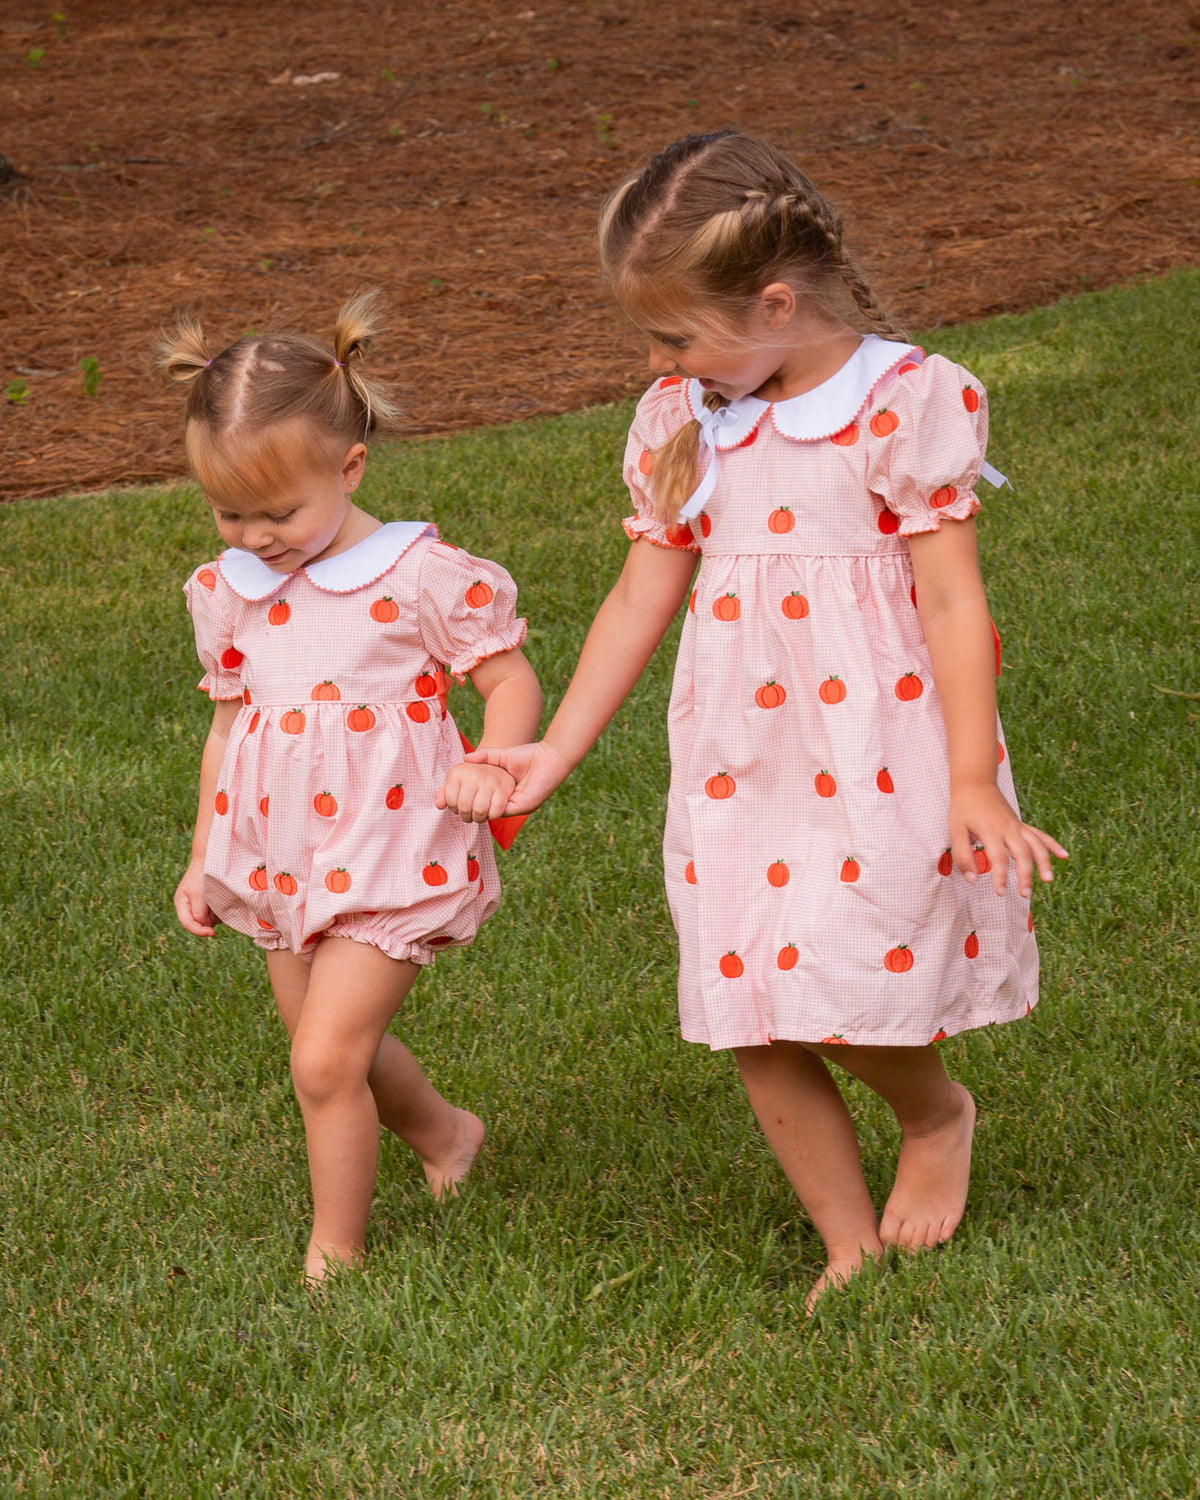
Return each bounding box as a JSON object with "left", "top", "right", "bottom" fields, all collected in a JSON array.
[
  {"left": 5, "top": 379, "right": 29, "bottom": 406},
  {"left": 78, "top": 358, "right": 102, "bottom": 398},
  {"left": 25, "top": 47, "right": 45, "bottom": 68}
]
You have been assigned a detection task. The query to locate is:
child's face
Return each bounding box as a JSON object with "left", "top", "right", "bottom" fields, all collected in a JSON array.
[
  {"left": 637, "top": 282, "right": 808, "bottom": 402},
  {"left": 197, "top": 427, "right": 367, "bottom": 572}
]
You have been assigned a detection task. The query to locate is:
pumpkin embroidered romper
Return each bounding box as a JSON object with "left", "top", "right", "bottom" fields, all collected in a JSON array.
[
  {"left": 184, "top": 522, "right": 527, "bottom": 964},
  {"left": 623, "top": 336, "right": 1038, "bottom": 1050}
]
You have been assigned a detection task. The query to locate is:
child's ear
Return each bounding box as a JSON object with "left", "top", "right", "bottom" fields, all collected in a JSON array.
[
  {"left": 341, "top": 442, "right": 368, "bottom": 491},
  {"left": 759, "top": 281, "right": 797, "bottom": 329}
]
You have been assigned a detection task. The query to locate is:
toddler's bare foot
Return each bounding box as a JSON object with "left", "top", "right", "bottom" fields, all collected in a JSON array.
[
  {"left": 805, "top": 1247, "right": 883, "bottom": 1316},
  {"left": 422, "top": 1108, "right": 486, "bottom": 1200},
  {"left": 304, "top": 1240, "right": 363, "bottom": 1286},
  {"left": 880, "top": 1081, "right": 975, "bottom": 1250}
]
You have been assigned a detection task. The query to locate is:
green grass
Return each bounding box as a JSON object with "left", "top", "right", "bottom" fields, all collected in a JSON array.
[{"left": 2, "top": 270, "right": 1198, "bottom": 1497}]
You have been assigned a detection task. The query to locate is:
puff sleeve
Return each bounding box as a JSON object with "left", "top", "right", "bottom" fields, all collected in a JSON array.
[
  {"left": 622, "top": 378, "right": 703, "bottom": 552},
  {"left": 865, "top": 355, "right": 989, "bottom": 536},
  {"left": 183, "top": 563, "right": 245, "bottom": 700},
  {"left": 416, "top": 540, "right": 528, "bottom": 681}
]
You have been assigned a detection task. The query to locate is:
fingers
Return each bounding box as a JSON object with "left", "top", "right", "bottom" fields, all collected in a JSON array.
[
  {"left": 174, "top": 885, "right": 217, "bottom": 937},
  {"left": 440, "top": 764, "right": 517, "bottom": 823}
]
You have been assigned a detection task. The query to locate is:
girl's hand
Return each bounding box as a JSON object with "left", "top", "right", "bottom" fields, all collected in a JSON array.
[
  {"left": 174, "top": 858, "right": 220, "bottom": 937},
  {"left": 436, "top": 761, "right": 518, "bottom": 824},
  {"left": 463, "top": 741, "right": 572, "bottom": 815},
  {"left": 949, "top": 783, "right": 1068, "bottom": 899}
]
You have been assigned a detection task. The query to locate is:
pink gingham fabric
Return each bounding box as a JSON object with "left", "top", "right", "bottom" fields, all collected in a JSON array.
[
  {"left": 184, "top": 523, "right": 527, "bottom": 965},
  {"left": 623, "top": 338, "right": 1037, "bottom": 1050}
]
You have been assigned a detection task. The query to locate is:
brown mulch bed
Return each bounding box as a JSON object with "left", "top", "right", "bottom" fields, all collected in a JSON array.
[{"left": 1, "top": 0, "right": 1197, "bottom": 501}]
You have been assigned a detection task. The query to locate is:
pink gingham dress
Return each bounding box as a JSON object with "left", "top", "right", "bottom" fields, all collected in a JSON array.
[
  {"left": 624, "top": 336, "right": 1038, "bottom": 1050},
  {"left": 184, "top": 522, "right": 526, "bottom": 964}
]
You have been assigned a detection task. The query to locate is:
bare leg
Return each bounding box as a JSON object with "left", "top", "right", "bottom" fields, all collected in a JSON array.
[
  {"left": 803, "top": 1042, "right": 975, "bottom": 1252},
  {"left": 266, "top": 941, "right": 484, "bottom": 1281},
  {"left": 735, "top": 1042, "right": 884, "bottom": 1312}
]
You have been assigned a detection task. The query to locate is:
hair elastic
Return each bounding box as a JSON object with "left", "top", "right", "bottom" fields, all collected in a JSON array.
[{"left": 334, "top": 359, "right": 345, "bottom": 368}]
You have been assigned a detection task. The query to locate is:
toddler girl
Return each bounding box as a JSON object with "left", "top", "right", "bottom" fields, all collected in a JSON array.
[
  {"left": 458, "top": 133, "right": 1067, "bottom": 1309},
  {"left": 168, "top": 295, "right": 542, "bottom": 1282}
]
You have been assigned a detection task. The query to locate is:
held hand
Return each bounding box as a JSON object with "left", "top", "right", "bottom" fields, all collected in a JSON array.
[
  {"left": 462, "top": 741, "right": 572, "bottom": 815},
  {"left": 174, "top": 859, "right": 220, "bottom": 937},
  {"left": 436, "top": 760, "right": 518, "bottom": 824},
  {"left": 949, "top": 784, "right": 1069, "bottom": 899}
]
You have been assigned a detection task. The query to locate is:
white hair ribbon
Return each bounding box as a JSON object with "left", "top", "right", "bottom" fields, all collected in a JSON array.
[
  {"left": 678, "top": 403, "right": 742, "bottom": 520},
  {"left": 979, "top": 460, "right": 1008, "bottom": 488}
]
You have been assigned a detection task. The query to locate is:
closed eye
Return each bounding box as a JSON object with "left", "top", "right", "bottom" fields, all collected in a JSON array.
[{"left": 649, "top": 331, "right": 689, "bottom": 351}]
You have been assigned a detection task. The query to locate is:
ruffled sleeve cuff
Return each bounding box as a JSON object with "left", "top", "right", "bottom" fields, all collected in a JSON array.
[
  {"left": 184, "top": 565, "right": 245, "bottom": 700},
  {"left": 621, "top": 378, "right": 702, "bottom": 551},
  {"left": 417, "top": 540, "right": 528, "bottom": 681}
]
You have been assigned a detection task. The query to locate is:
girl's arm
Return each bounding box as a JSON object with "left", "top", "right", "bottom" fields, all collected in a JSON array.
[
  {"left": 436, "top": 646, "right": 543, "bottom": 823},
  {"left": 174, "top": 698, "right": 240, "bottom": 936},
  {"left": 908, "top": 518, "right": 1067, "bottom": 898},
  {"left": 463, "top": 539, "right": 698, "bottom": 813}
]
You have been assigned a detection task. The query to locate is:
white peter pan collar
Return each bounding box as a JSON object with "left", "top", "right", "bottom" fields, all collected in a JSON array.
[
  {"left": 218, "top": 520, "right": 437, "bottom": 601},
  {"left": 683, "top": 335, "right": 920, "bottom": 446}
]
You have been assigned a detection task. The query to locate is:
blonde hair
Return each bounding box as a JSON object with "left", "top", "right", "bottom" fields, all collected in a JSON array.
[
  {"left": 158, "top": 291, "right": 401, "bottom": 502},
  {"left": 599, "top": 132, "right": 903, "bottom": 522}
]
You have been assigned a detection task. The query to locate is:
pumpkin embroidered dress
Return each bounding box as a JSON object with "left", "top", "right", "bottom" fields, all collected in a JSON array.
[
  {"left": 184, "top": 522, "right": 527, "bottom": 964},
  {"left": 623, "top": 336, "right": 1037, "bottom": 1050}
]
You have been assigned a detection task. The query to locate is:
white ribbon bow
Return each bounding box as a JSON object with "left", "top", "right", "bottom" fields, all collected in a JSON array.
[{"left": 678, "top": 403, "right": 742, "bottom": 520}]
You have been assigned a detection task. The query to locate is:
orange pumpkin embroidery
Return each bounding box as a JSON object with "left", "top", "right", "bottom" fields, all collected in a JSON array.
[
  {"left": 465, "top": 580, "right": 494, "bottom": 609},
  {"left": 684, "top": 860, "right": 697, "bottom": 885},
  {"left": 415, "top": 672, "right": 438, "bottom": 698},
  {"left": 406, "top": 701, "right": 431, "bottom": 724},
  {"left": 665, "top": 521, "right": 695, "bottom": 548},
  {"left": 931, "top": 1026, "right": 949, "bottom": 1043},
  {"left": 877, "top": 508, "right": 899, "bottom": 535},
  {"left": 719, "top": 952, "right": 744, "bottom": 979},
  {"left": 385, "top": 783, "right": 405, "bottom": 810},
  {"left": 870, "top": 408, "right": 899, "bottom": 438},
  {"left": 781, "top": 591, "right": 809, "bottom": 620},
  {"left": 821, "top": 1034, "right": 850, "bottom": 1045},
  {"left": 840, "top": 857, "right": 860, "bottom": 883},
  {"left": 638, "top": 448, "right": 655, "bottom": 476},
  {"left": 1028, "top": 911, "right": 1034, "bottom": 934},
  {"left": 248, "top": 864, "right": 268, "bottom": 892},
  {"left": 938, "top": 848, "right": 954, "bottom": 877},
  {"left": 313, "top": 791, "right": 337, "bottom": 818},
  {"left": 370, "top": 597, "right": 400, "bottom": 624},
  {"left": 962, "top": 386, "right": 980, "bottom": 413},
  {"left": 256, "top": 916, "right": 275, "bottom": 931},
  {"left": 777, "top": 942, "right": 799, "bottom": 971},
  {"left": 348, "top": 705, "right": 376, "bottom": 732},
  {"left": 973, "top": 845, "right": 991, "bottom": 874},
  {"left": 311, "top": 681, "right": 341, "bottom": 701},
  {"left": 895, "top": 672, "right": 924, "bottom": 701},
  {"left": 214, "top": 790, "right": 229, "bottom": 816},
  {"left": 884, "top": 944, "right": 914, "bottom": 973},
  {"left": 197, "top": 568, "right": 216, "bottom": 591},
  {"left": 705, "top": 772, "right": 736, "bottom": 800},
  {"left": 831, "top": 422, "right": 859, "bottom": 447},
  {"left": 467, "top": 854, "right": 480, "bottom": 882},
  {"left": 688, "top": 589, "right": 697, "bottom": 614},
  {"left": 930, "top": 485, "right": 958, "bottom": 510},
  {"left": 898, "top": 361, "right": 920, "bottom": 376},
  {"left": 768, "top": 506, "right": 794, "bottom": 535},
  {"left": 818, "top": 675, "right": 846, "bottom": 705},
  {"left": 768, "top": 860, "right": 790, "bottom": 888},
  {"left": 699, "top": 513, "right": 712, "bottom": 537},
  {"left": 259, "top": 796, "right": 269, "bottom": 817},
  {"left": 422, "top": 861, "right": 449, "bottom": 887},
  {"left": 998, "top": 739, "right": 1006, "bottom": 765},
  {"left": 659, "top": 375, "right": 682, "bottom": 388},
  {"left": 712, "top": 593, "right": 741, "bottom": 621},
  {"left": 964, "top": 931, "right": 979, "bottom": 959},
  {"left": 243, "top": 688, "right": 252, "bottom": 705},
  {"left": 814, "top": 770, "right": 836, "bottom": 798},
  {"left": 325, "top": 868, "right": 352, "bottom": 894},
  {"left": 876, "top": 766, "right": 894, "bottom": 793},
  {"left": 274, "top": 871, "right": 298, "bottom": 896},
  {"left": 221, "top": 646, "right": 244, "bottom": 670},
  {"left": 268, "top": 599, "right": 290, "bottom": 626},
  {"left": 281, "top": 709, "right": 305, "bottom": 735},
  {"left": 247, "top": 711, "right": 261, "bottom": 734},
  {"left": 755, "top": 681, "right": 786, "bottom": 709}
]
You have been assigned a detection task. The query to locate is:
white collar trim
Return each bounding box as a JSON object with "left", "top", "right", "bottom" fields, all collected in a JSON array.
[
  {"left": 218, "top": 520, "right": 437, "bottom": 601},
  {"left": 684, "top": 336, "right": 920, "bottom": 446}
]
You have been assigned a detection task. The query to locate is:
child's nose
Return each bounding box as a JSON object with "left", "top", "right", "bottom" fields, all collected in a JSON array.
[
  {"left": 243, "top": 525, "right": 274, "bottom": 551},
  {"left": 647, "top": 343, "right": 677, "bottom": 377}
]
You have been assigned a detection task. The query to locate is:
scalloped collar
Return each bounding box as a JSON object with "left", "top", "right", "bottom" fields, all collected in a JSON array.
[
  {"left": 217, "top": 520, "right": 437, "bottom": 601},
  {"left": 683, "top": 336, "right": 921, "bottom": 447}
]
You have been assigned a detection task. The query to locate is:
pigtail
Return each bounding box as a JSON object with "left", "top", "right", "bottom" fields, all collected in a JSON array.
[
  {"left": 157, "top": 314, "right": 212, "bottom": 387},
  {"left": 332, "top": 290, "right": 402, "bottom": 437},
  {"left": 648, "top": 391, "right": 726, "bottom": 525}
]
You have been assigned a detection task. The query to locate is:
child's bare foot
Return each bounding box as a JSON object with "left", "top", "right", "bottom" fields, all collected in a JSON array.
[
  {"left": 421, "top": 1108, "right": 486, "bottom": 1199},
  {"left": 880, "top": 1081, "right": 975, "bottom": 1250},
  {"left": 806, "top": 1248, "right": 883, "bottom": 1315},
  {"left": 304, "top": 1240, "right": 363, "bottom": 1286}
]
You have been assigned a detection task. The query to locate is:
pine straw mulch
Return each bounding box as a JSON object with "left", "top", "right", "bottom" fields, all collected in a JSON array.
[{"left": 1, "top": 0, "right": 1197, "bottom": 502}]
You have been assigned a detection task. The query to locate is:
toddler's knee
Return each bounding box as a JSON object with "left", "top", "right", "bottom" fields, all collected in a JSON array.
[{"left": 290, "top": 1036, "right": 354, "bottom": 1106}]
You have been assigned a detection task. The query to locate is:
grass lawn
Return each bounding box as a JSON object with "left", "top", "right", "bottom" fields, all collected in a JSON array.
[{"left": 1, "top": 270, "right": 1198, "bottom": 1497}]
